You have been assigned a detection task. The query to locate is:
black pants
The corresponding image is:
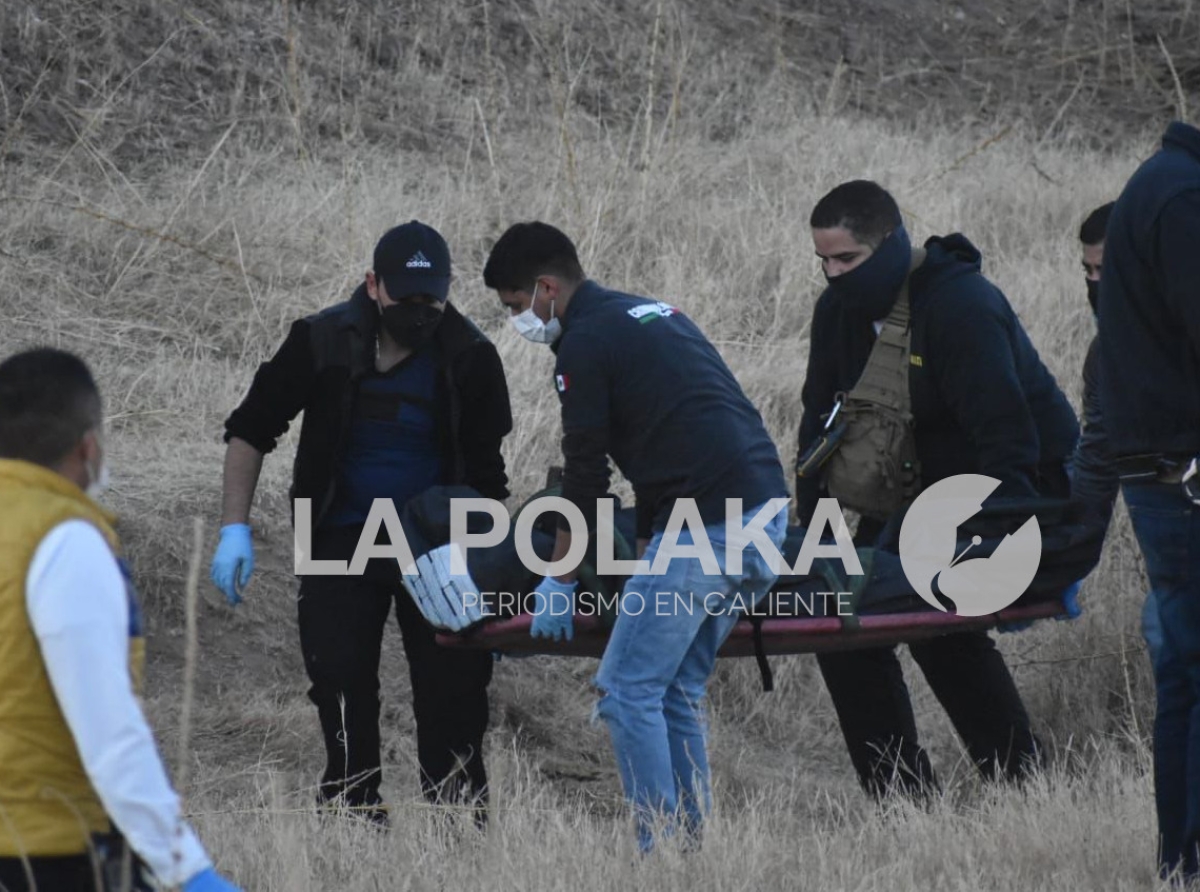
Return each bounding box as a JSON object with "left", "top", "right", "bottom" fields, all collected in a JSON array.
[
  {"left": 818, "top": 630, "right": 1040, "bottom": 798},
  {"left": 299, "top": 526, "right": 494, "bottom": 813},
  {"left": 0, "top": 856, "right": 97, "bottom": 892},
  {"left": 818, "top": 480, "right": 1063, "bottom": 801}
]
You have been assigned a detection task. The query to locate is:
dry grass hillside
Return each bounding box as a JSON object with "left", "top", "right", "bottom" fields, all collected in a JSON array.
[{"left": 1, "top": 1, "right": 1197, "bottom": 890}]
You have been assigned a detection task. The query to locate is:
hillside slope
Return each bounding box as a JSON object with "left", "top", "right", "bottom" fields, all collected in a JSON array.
[{"left": 2, "top": 0, "right": 1197, "bottom": 171}]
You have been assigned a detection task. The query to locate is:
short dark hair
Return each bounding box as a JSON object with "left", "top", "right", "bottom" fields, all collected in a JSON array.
[
  {"left": 0, "top": 348, "right": 102, "bottom": 467},
  {"left": 1079, "top": 202, "right": 1115, "bottom": 246},
  {"left": 482, "top": 222, "right": 585, "bottom": 292},
  {"left": 810, "top": 180, "right": 903, "bottom": 250}
]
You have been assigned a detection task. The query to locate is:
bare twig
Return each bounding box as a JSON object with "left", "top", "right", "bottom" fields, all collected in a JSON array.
[
  {"left": 1010, "top": 649, "right": 1129, "bottom": 669},
  {"left": 641, "top": 0, "right": 663, "bottom": 175},
  {"left": 911, "top": 125, "right": 1014, "bottom": 189},
  {"left": 1030, "top": 159, "right": 1061, "bottom": 185},
  {"left": 1156, "top": 33, "right": 1189, "bottom": 123},
  {"left": 281, "top": 0, "right": 308, "bottom": 160},
  {"left": 0, "top": 195, "right": 267, "bottom": 284},
  {"left": 101, "top": 121, "right": 239, "bottom": 300},
  {"left": 1039, "top": 75, "right": 1085, "bottom": 144},
  {"left": 821, "top": 57, "right": 847, "bottom": 119},
  {"left": 176, "top": 517, "right": 204, "bottom": 797},
  {"left": 0, "top": 58, "right": 57, "bottom": 166},
  {"left": 472, "top": 96, "right": 502, "bottom": 210},
  {"left": 43, "top": 28, "right": 185, "bottom": 188}
]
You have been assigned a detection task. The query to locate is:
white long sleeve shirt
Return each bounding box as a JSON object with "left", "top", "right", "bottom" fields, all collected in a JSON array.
[{"left": 25, "top": 520, "right": 211, "bottom": 886}]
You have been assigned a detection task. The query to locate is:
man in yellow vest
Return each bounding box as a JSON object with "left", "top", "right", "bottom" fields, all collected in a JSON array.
[{"left": 0, "top": 349, "right": 240, "bottom": 892}]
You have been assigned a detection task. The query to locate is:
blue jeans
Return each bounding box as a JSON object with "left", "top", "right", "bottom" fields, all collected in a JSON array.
[
  {"left": 1123, "top": 481, "right": 1200, "bottom": 878},
  {"left": 593, "top": 501, "right": 787, "bottom": 852},
  {"left": 1143, "top": 585, "right": 1164, "bottom": 670}
]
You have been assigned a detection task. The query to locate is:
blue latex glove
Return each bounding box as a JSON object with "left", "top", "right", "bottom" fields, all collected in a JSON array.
[
  {"left": 1056, "top": 579, "right": 1084, "bottom": 621},
  {"left": 184, "top": 867, "right": 243, "bottom": 891},
  {"left": 529, "top": 577, "right": 578, "bottom": 642},
  {"left": 210, "top": 523, "right": 253, "bottom": 606}
]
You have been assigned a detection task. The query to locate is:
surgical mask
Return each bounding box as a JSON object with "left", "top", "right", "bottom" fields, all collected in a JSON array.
[
  {"left": 380, "top": 301, "right": 442, "bottom": 350},
  {"left": 1086, "top": 278, "right": 1100, "bottom": 315},
  {"left": 510, "top": 283, "right": 562, "bottom": 345},
  {"left": 826, "top": 225, "right": 914, "bottom": 321},
  {"left": 86, "top": 455, "right": 110, "bottom": 500}
]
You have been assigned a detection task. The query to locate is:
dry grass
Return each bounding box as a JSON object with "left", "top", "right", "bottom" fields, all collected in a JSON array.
[{"left": 0, "top": 8, "right": 1180, "bottom": 888}]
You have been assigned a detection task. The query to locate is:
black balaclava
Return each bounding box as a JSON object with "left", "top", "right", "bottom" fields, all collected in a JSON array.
[{"left": 827, "top": 225, "right": 913, "bottom": 321}]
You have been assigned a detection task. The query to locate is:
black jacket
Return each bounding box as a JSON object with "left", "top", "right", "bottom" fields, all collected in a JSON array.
[
  {"left": 552, "top": 280, "right": 787, "bottom": 537},
  {"left": 224, "top": 285, "right": 513, "bottom": 527},
  {"left": 795, "top": 234, "right": 1079, "bottom": 525},
  {"left": 1098, "top": 121, "right": 1200, "bottom": 458}
]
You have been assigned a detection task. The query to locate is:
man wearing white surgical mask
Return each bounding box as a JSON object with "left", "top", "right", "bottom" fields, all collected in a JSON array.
[
  {"left": 0, "top": 348, "right": 240, "bottom": 892},
  {"left": 483, "top": 222, "right": 788, "bottom": 853},
  {"left": 86, "top": 435, "right": 111, "bottom": 499},
  {"left": 508, "top": 280, "right": 563, "bottom": 345}
]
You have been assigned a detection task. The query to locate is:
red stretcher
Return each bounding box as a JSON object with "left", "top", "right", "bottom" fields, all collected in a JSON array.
[{"left": 435, "top": 598, "right": 1068, "bottom": 659}]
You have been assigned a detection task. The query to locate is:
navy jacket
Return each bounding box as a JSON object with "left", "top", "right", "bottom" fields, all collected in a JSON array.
[
  {"left": 224, "top": 285, "right": 513, "bottom": 528},
  {"left": 552, "top": 280, "right": 787, "bottom": 537},
  {"left": 1098, "top": 121, "right": 1200, "bottom": 458},
  {"left": 795, "top": 234, "right": 1079, "bottom": 525}
]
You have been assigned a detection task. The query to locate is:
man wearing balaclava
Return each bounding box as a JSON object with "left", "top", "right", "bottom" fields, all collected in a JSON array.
[
  {"left": 1071, "top": 202, "right": 1160, "bottom": 668},
  {"left": 1071, "top": 203, "right": 1116, "bottom": 528},
  {"left": 794, "top": 180, "right": 1080, "bottom": 799},
  {"left": 211, "top": 221, "right": 513, "bottom": 826}
]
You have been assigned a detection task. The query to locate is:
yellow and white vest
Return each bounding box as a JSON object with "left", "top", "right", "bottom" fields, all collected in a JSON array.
[{"left": 0, "top": 458, "right": 145, "bottom": 856}]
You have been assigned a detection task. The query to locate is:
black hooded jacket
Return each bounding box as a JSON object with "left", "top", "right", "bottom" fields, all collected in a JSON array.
[
  {"left": 795, "top": 234, "right": 1080, "bottom": 525},
  {"left": 1097, "top": 121, "right": 1200, "bottom": 458},
  {"left": 224, "top": 284, "right": 513, "bottom": 528}
]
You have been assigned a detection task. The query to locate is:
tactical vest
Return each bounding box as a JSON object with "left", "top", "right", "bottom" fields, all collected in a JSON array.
[{"left": 0, "top": 459, "right": 145, "bottom": 856}]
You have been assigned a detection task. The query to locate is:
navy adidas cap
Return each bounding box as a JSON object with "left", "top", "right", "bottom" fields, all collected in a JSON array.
[{"left": 373, "top": 220, "right": 452, "bottom": 303}]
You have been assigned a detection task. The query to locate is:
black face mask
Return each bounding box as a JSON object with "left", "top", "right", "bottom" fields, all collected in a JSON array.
[
  {"left": 826, "top": 225, "right": 913, "bottom": 321},
  {"left": 380, "top": 302, "right": 443, "bottom": 350},
  {"left": 1086, "top": 279, "right": 1100, "bottom": 315}
]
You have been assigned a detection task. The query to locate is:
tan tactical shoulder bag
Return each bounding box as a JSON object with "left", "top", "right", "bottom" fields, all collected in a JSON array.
[{"left": 796, "top": 249, "right": 925, "bottom": 521}]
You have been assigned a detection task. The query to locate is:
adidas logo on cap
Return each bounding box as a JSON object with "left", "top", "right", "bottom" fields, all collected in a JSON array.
[{"left": 406, "top": 251, "right": 433, "bottom": 269}]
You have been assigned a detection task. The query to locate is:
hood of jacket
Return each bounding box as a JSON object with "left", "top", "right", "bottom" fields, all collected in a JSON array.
[
  {"left": 909, "top": 233, "right": 986, "bottom": 298},
  {"left": 1164, "top": 120, "right": 1200, "bottom": 162}
]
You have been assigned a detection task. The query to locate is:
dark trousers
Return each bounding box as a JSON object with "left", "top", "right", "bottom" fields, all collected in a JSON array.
[
  {"left": 0, "top": 856, "right": 97, "bottom": 892},
  {"left": 819, "top": 467, "right": 1070, "bottom": 800},
  {"left": 299, "top": 526, "right": 494, "bottom": 814},
  {"left": 1123, "top": 481, "right": 1200, "bottom": 879},
  {"left": 817, "top": 631, "right": 1040, "bottom": 798}
]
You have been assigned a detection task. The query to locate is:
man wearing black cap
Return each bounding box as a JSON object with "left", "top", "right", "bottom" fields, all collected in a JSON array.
[{"left": 211, "top": 221, "right": 513, "bottom": 825}]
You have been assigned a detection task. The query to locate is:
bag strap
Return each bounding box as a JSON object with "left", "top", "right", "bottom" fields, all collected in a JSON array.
[
  {"left": 749, "top": 614, "right": 774, "bottom": 692},
  {"left": 843, "top": 247, "right": 926, "bottom": 412}
]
